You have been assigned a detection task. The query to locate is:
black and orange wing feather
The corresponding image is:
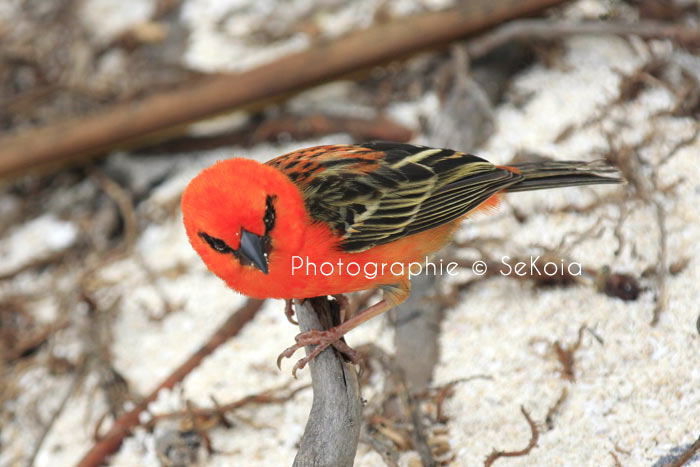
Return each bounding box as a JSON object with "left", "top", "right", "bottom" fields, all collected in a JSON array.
[
  {"left": 266, "top": 142, "right": 521, "bottom": 252},
  {"left": 267, "top": 142, "right": 621, "bottom": 252}
]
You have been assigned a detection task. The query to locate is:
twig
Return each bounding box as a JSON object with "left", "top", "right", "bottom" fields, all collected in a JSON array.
[
  {"left": 544, "top": 388, "right": 568, "bottom": 431},
  {"left": 77, "top": 298, "right": 265, "bottom": 467},
  {"left": 431, "top": 377, "right": 492, "bottom": 423},
  {"left": 405, "top": 390, "right": 437, "bottom": 467},
  {"left": 553, "top": 325, "right": 586, "bottom": 381},
  {"left": 664, "top": 434, "right": 700, "bottom": 467},
  {"left": 135, "top": 253, "right": 182, "bottom": 321},
  {"left": 360, "top": 428, "right": 401, "bottom": 467},
  {"left": 27, "top": 363, "right": 85, "bottom": 466},
  {"left": 89, "top": 167, "right": 138, "bottom": 253},
  {"left": 293, "top": 297, "right": 362, "bottom": 467},
  {"left": 144, "top": 383, "right": 310, "bottom": 428},
  {"left": 484, "top": 406, "right": 539, "bottom": 467},
  {"left": 610, "top": 450, "right": 623, "bottom": 467},
  {"left": 650, "top": 200, "right": 668, "bottom": 326},
  {"left": 0, "top": 0, "right": 568, "bottom": 178},
  {"left": 0, "top": 248, "right": 73, "bottom": 282},
  {"left": 5, "top": 318, "right": 70, "bottom": 361},
  {"left": 466, "top": 19, "right": 700, "bottom": 61},
  {"left": 362, "top": 343, "right": 437, "bottom": 466}
]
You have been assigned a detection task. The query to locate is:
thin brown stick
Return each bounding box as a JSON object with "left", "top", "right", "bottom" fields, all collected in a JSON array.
[
  {"left": 0, "top": 249, "right": 73, "bottom": 282},
  {"left": 650, "top": 200, "right": 668, "bottom": 326},
  {"left": 553, "top": 325, "right": 586, "bottom": 381},
  {"left": 544, "top": 388, "right": 568, "bottom": 431},
  {"left": 144, "top": 383, "right": 310, "bottom": 428},
  {"left": 432, "top": 377, "right": 494, "bottom": 423},
  {"left": 610, "top": 450, "right": 623, "bottom": 467},
  {"left": 665, "top": 434, "right": 700, "bottom": 467},
  {"left": 484, "top": 406, "right": 539, "bottom": 467},
  {"left": 76, "top": 298, "right": 265, "bottom": 467},
  {"left": 27, "top": 365, "right": 85, "bottom": 466},
  {"left": 89, "top": 167, "right": 138, "bottom": 253},
  {"left": 5, "top": 318, "right": 70, "bottom": 361},
  {"left": 0, "top": 0, "right": 568, "bottom": 178},
  {"left": 466, "top": 19, "right": 700, "bottom": 60},
  {"left": 360, "top": 429, "right": 401, "bottom": 467}
]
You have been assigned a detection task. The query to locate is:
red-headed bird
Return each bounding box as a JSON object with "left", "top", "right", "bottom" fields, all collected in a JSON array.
[{"left": 181, "top": 142, "right": 622, "bottom": 375}]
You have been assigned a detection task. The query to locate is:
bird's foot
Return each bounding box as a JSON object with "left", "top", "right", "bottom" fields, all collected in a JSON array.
[{"left": 277, "top": 328, "right": 361, "bottom": 378}]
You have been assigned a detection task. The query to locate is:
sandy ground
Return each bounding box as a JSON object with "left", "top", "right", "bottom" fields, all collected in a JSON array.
[{"left": 1, "top": 0, "right": 699, "bottom": 466}]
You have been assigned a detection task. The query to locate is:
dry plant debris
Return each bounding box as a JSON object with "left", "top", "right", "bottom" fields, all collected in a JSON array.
[
  {"left": 483, "top": 406, "right": 539, "bottom": 467},
  {"left": 1, "top": 0, "right": 699, "bottom": 465}
]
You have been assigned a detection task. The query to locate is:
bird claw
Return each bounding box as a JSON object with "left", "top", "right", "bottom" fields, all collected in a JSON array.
[
  {"left": 276, "top": 329, "right": 324, "bottom": 375},
  {"left": 276, "top": 328, "right": 361, "bottom": 378}
]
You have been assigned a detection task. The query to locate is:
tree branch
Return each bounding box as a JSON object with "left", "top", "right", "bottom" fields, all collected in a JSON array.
[{"left": 293, "top": 297, "right": 362, "bottom": 467}]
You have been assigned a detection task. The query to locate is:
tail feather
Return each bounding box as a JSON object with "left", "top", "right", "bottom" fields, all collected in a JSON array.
[{"left": 504, "top": 160, "right": 623, "bottom": 192}]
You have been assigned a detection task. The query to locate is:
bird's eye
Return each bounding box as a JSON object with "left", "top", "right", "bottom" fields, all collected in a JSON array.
[
  {"left": 263, "top": 195, "right": 276, "bottom": 232},
  {"left": 199, "top": 232, "right": 232, "bottom": 254}
]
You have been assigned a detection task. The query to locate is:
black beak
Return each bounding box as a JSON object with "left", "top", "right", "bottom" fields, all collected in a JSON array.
[{"left": 239, "top": 228, "right": 269, "bottom": 274}]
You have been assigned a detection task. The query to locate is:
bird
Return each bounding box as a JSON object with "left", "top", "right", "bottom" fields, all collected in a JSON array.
[{"left": 181, "top": 141, "right": 622, "bottom": 375}]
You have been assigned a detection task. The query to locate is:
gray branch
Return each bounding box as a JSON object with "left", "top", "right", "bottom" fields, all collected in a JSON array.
[
  {"left": 293, "top": 297, "right": 362, "bottom": 467},
  {"left": 392, "top": 271, "right": 442, "bottom": 392}
]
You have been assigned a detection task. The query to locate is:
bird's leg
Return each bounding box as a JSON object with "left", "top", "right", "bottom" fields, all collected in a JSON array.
[
  {"left": 278, "top": 281, "right": 410, "bottom": 377},
  {"left": 284, "top": 299, "right": 298, "bottom": 325}
]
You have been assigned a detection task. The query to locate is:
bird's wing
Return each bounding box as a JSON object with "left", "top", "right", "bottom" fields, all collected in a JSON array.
[{"left": 266, "top": 142, "right": 522, "bottom": 252}]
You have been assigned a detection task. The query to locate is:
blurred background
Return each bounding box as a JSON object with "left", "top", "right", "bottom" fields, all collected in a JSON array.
[{"left": 1, "top": 0, "right": 699, "bottom": 466}]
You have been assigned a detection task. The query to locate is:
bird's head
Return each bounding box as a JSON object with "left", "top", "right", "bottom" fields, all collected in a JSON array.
[{"left": 181, "top": 158, "right": 307, "bottom": 286}]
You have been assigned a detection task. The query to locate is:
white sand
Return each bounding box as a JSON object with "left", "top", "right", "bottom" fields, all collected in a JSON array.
[{"left": 2, "top": 0, "right": 699, "bottom": 466}]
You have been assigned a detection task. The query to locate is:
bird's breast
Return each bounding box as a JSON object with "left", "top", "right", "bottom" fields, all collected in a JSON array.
[{"left": 228, "top": 219, "right": 460, "bottom": 299}]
